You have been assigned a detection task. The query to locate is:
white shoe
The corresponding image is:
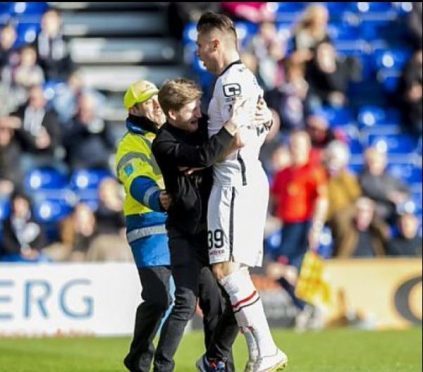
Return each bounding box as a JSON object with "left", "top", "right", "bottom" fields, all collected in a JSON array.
[{"left": 254, "top": 349, "right": 288, "bottom": 372}]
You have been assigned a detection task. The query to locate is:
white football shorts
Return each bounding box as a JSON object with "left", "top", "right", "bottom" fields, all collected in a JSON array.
[{"left": 207, "top": 175, "right": 269, "bottom": 267}]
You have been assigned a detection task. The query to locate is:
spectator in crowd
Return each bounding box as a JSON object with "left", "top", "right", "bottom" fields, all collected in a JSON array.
[
  {"left": 85, "top": 177, "right": 132, "bottom": 262},
  {"left": 359, "top": 147, "right": 411, "bottom": 223},
  {"left": 0, "top": 190, "right": 49, "bottom": 262},
  {"left": 258, "top": 112, "right": 288, "bottom": 178},
  {"left": 398, "top": 49, "right": 422, "bottom": 136},
  {"left": 36, "top": 9, "right": 73, "bottom": 80},
  {"left": 12, "top": 84, "right": 62, "bottom": 172},
  {"left": 323, "top": 140, "right": 362, "bottom": 249},
  {"left": 265, "top": 57, "right": 310, "bottom": 133},
  {"left": 246, "top": 21, "right": 286, "bottom": 90},
  {"left": 0, "top": 116, "right": 23, "bottom": 198},
  {"left": 63, "top": 93, "right": 115, "bottom": 170},
  {"left": 305, "top": 41, "right": 352, "bottom": 108},
  {"left": 52, "top": 69, "right": 105, "bottom": 125},
  {"left": 0, "top": 23, "right": 21, "bottom": 115},
  {"left": 387, "top": 204, "right": 422, "bottom": 256},
  {"left": 221, "top": 2, "right": 275, "bottom": 23},
  {"left": 306, "top": 113, "right": 344, "bottom": 164},
  {"left": 51, "top": 202, "right": 98, "bottom": 262},
  {"left": 333, "top": 197, "right": 389, "bottom": 258},
  {"left": 14, "top": 45, "right": 45, "bottom": 91},
  {"left": 0, "top": 23, "right": 18, "bottom": 70},
  {"left": 270, "top": 131, "right": 328, "bottom": 326},
  {"left": 291, "top": 4, "right": 330, "bottom": 64},
  {"left": 406, "top": 2, "right": 422, "bottom": 50},
  {"left": 240, "top": 52, "right": 265, "bottom": 87}
]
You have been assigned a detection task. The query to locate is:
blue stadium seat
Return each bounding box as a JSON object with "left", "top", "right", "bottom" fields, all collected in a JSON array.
[
  {"left": 357, "top": 105, "right": 401, "bottom": 132},
  {"left": 328, "top": 23, "right": 359, "bottom": 42},
  {"left": 33, "top": 199, "right": 73, "bottom": 224},
  {"left": 350, "top": 2, "right": 397, "bottom": 22},
  {"left": 318, "top": 106, "right": 355, "bottom": 128},
  {"left": 317, "top": 226, "right": 334, "bottom": 259},
  {"left": 182, "top": 22, "right": 197, "bottom": 45},
  {"left": 348, "top": 162, "right": 363, "bottom": 175},
  {"left": 367, "top": 134, "right": 418, "bottom": 155},
  {"left": 386, "top": 164, "right": 423, "bottom": 185},
  {"left": 70, "top": 169, "right": 111, "bottom": 209},
  {"left": 9, "top": 2, "right": 48, "bottom": 16},
  {"left": 373, "top": 48, "right": 412, "bottom": 72},
  {"left": 377, "top": 69, "right": 402, "bottom": 94},
  {"left": 235, "top": 21, "right": 257, "bottom": 49},
  {"left": 16, "top": 22, "right": 41, "bottom": 45},
  {"left": 0, "top": 3, "right": 11, "bottom": 14},
  {"left": 0, "top": 198, "right": 10, "bottom": 221},
  {"left": 264, "top": 229, "right": 282, "bottom": 258},
  {"left": 70, "top": 169, "right": 111, "bottom": 191},
  {"left": 25, "top": 167, "right": 69, "bottom": 192},
  {"left": 347, "top": 137, "right": 364, "bottom": 155},
  {"left": 275, "top": 2, "right": 307, "bottom": 22},
  {"left": 276, "top": 2, "right": 307, "bottom": 14}
]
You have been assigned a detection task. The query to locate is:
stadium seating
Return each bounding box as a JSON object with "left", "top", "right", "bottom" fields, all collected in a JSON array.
[
  {"left": 367, "top": 134, "right": 418, "bottom": 155},
  {"left": 9, "top": 2, "right": 49, "bottom": 16},
  {"left": 25, "top": 167, "right": 68, "bottom": 189},
  {"left": 0, "top": 199, "right": 10, "bottom": 221},
  {"left": 33, "top": 198, "right": 73, "bottom": 224},
  {"left": 69, "top": 169, "right": 111, "bottom": 210}
]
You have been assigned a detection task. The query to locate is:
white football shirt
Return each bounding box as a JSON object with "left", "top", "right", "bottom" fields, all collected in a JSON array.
[{"left": 208, "top": 60, "right": 268, "bottom": 187}]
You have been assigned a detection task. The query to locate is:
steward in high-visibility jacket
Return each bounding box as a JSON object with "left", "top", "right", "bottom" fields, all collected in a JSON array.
[
  {"left": 116, "top": 80, "right": 172, "bottom": 372},
  {"left": 115, "top": 81, "right": 170, "bottom": 268}
]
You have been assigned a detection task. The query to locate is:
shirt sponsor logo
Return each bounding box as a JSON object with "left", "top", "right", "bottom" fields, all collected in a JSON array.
[{"left": 223, "top": 83, "right": 241, "bottom": 97}]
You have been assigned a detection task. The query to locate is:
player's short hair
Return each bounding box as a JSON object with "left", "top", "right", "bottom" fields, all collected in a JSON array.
[
  {"left": 158, "top": 78, "right": 202, "bottom": 115},
  {"left": 197, "top": 11, "right": 237, "bottom": 40}
]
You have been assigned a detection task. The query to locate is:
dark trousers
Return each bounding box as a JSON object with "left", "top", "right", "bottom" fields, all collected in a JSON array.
[
  {"left": 124, "top": 266, "right": 172, "bottom": 372},
  {"left": 153, "top": 230, "right": 238, "bottom": 372},
  {"left": 277, "top": 221, "right": 311, "bottom": 311}
]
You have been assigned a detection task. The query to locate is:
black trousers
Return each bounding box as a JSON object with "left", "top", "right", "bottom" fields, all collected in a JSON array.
[
  {"left": 124, "top": 266, "right": 173, "bottom": 372},
  {"left": 153, "top": 229, "right": 238, "bottom": 372}
]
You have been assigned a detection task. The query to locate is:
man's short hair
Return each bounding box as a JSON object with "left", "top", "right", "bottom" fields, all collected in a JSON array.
[
  {"left": 197, "top": 11, "right": 237, "bottom": 40},
  {"left": 158, "top": 78, "right": 202, "bottom": 115}
]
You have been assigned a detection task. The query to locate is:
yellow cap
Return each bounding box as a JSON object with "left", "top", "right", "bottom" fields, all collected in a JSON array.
[{"left": 123, "top": 80, "right": 159, "bottom": 109}]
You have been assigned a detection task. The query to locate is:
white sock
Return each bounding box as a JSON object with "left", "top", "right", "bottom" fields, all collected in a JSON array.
[
  {"left": 242, "top": 326, "right": 258, "bottom": 362},
  {"left": 220, "top": 269, "right": 277, "bottom": 358}
]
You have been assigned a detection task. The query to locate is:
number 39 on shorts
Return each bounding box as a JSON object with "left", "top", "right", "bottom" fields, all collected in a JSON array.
[{"left": 208, "top": 229, "right": 224, "bottom": 249}]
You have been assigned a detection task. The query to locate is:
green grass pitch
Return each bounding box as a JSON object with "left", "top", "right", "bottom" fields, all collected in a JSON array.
[{"left": 0, "top": 328, "right": 420, "bottom": 371}]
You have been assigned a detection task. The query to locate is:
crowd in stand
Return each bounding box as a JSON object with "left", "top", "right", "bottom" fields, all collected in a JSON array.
[
  {"left": 0, "top": 6, "right": 124, "bottom": 262},
  {"left": 176, "top": 2, "right": 422, "bottom": 261},
  {"left": 0, "top": 2, "right": 422, "bottom": 265}
]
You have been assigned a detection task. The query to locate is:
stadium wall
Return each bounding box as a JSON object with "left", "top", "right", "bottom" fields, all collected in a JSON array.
[{"left": 0, "top": 260, "right": 421, "bottom": 336}]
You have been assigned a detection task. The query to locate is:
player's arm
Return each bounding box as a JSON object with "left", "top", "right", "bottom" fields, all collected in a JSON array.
[{"left": 152, "top": 123, "right": 238, "bottom": 169}]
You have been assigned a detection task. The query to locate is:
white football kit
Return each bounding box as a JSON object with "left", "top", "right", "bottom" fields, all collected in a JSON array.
[{"left": 207, "top": 60, "right": 270, "bottom": 267}]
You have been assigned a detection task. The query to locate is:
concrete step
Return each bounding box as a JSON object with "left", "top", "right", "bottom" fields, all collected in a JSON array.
[
  {"left": 69, "top": 37, "right": 179, "bottom": 64},
  {"left": 49, "top": 2, "right": 163, "bottom": 11},
  {"left": 62, "top": 11, "right": 167, "bottom": 36},
  {"left": 78, "top": 65, "right": 188, "bottom": 93}
]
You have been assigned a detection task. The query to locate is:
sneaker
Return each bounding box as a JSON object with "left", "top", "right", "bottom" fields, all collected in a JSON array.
[
  {"left": 196, "top": 355, "right": 226, "bottom": 372},
  {"left": 254, "top": 349, "right": 288, "bottom": 372}
]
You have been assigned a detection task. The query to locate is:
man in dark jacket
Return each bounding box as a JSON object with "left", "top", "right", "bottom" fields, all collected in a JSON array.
[{"left": 151, "top": 78, "right": 242, "bottom": 372}]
